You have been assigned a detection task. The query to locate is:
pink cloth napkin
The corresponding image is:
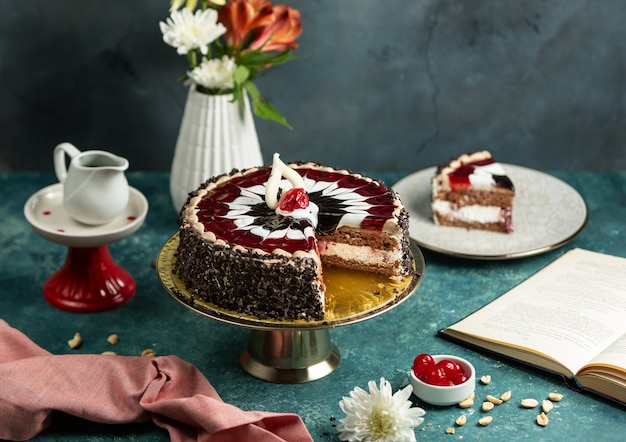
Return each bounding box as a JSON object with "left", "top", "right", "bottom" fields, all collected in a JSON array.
[{"left": 0, "top": 320, "right": 313, "bottom": 441}]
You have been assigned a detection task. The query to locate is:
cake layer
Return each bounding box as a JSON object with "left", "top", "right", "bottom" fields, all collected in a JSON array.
[
  {"left": 432, "top": 187, "right": 514, "bottom": 208},
  {"left": 433, "top": 214, "right": 511, "bottom": 233},
  {"left": 432, "top": 201, "right": 513, "bottom": 233},
  {"left": 318, "top": 224, "right": 411, "bottom": 277},
  {"left": 318, "top": 241, "right": 405, "bottom": 276}
]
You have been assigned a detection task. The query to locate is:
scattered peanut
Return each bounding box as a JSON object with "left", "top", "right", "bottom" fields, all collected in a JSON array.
[
  {"left": 445, "top": 427, "right": 455, "bottom": 434},
  {"left": 500, "top": 390, "right": 512, "bottom": 402},
  {"left": 541, "top": 399, "right": 553, "bottom": 413},
  {"left": 480, "top": 375, "right": 491, "bottom": 385},
  {"left": 478, "top": 416, "right": 493, "bottom": 426},
  {"left": 520, "top": 398, "right": 539, "bottom": 409},
  {"left": 536, "top": 412, "right": 549, "bottom": 427},
  {"left": 107, "top": 334, "right": 119, "bottom": 345},
  {"left": 548, "top": 392, "right": 563, "bottom": 402},
  {"left": 67, "top": 332, "right": 82, "bottom": 349},
  {"left": 455, "top": 415, "right": 467, "bottom": 426},
  {"left": 458, "top": 398, "right": 474, "bottom": 408},
  {"left": 481, "top": 401, "right": 494, "bottom": 412},
  {"left": 486, "top": 394, "right": 503, "bottom": 405},
  {"left": 101, "top": 351, "right": 117, "bottom": 356},
  {"left": 141, "top": 348, "right": 157, "bottom": 357}
]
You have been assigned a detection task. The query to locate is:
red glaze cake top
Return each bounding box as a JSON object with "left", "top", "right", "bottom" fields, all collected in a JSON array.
[
  {"left": 437, "top": 151, "right": 514, "bottom": 192},
  {"left": 448, "top": 158, "right": 496, "bottom": 189},
  {"left": 189, "top": 164, "right": 400, "bottom": 256}
]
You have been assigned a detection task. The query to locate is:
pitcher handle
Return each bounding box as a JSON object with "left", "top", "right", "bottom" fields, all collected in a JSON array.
[{"left": 54, "top": 142, "right": 82, "bottom": 183}]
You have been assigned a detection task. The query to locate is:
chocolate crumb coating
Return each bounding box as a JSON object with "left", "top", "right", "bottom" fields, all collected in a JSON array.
[{"left": 177, "top": 226, "right": 324, "bottom": 321}]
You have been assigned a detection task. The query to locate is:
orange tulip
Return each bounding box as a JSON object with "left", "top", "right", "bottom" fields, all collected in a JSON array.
[
  {"left": 219, "top": 0, "right": 273, "bottom": 48},
  {"left": 249, "top": 5, "right": 302, "bottom": 52},
  {"left": 219, "top": 0, "right": 301, "bottom": 53}
]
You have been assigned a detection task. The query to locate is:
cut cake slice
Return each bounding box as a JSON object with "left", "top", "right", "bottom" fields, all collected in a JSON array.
[{"left": 431, "top": 151, "right": 514, "bottom": 233}]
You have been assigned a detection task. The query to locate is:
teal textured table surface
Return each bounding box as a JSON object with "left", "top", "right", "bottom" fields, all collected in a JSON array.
[{"left": 1, "top": 171, "right": 624, "bottom": 441}]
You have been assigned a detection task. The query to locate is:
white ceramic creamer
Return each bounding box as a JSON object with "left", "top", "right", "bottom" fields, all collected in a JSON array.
[{"left": 54, "top": 142, "right": 129, "bottom": 225}]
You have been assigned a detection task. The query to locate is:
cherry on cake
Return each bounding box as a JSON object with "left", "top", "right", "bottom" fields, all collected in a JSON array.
[
  {"left": 431, "top": 151, "right": 514, "bottom": 233},
  {"left": 176, "top": 154, "right": 413, "bottom": 321}
]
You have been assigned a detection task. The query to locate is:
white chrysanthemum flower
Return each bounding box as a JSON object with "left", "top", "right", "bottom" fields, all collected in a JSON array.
[
  {"left": 338, "top": 378, "right": 425, "bottom": 442},
  {"left": 169, "top": 0, "right": 225, "bottom": 12},
  {"left": 188, "top": 55, "right": 237, "bottom": 91},
  {"left": 159, "top": 8, "right": 226, "bottom": 55}
]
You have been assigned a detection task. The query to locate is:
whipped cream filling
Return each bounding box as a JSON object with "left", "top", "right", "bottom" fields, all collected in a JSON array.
[
  {"left": 432, "top": 200, "right": 502, "bottom": 224},
  {"left": 320, "top": 242, "right": 402, "bottom": 267}
]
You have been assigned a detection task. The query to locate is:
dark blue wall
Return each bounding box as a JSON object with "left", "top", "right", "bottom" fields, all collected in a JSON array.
[{"left": 1, "top": 0, "right": 624, "bottom": 172}]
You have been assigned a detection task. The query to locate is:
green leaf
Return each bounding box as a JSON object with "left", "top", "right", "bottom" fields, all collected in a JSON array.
[
  {"left": 237, "top": 49, "right": 297, "bottom": 71},
  {"left": 244, "top": 81, "right": 292, "bottom": 129},
  {"left": 244, "top": 79, "right": 262, "bottom": 102},
  {"left": 234, "top": 65, "right": 250, "bottom": 84},
  {"left": 263, "top": 50, "right": 298, "bottom": 67},
  {"left": 231, "top": 65, "right": 250, "bottom": 105}
]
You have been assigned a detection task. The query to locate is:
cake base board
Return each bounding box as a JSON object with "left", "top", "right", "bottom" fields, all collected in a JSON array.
[
  {"left": 156, "top": 233, "right": 423, "bottom": 330},
  {"left": 156, "top": 233, "right": 424, "bottom": 383}
]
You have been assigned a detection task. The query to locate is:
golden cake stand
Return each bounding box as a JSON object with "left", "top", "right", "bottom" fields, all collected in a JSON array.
[{"left": 156, "top": 233, "right": 424, "bottom": 383}]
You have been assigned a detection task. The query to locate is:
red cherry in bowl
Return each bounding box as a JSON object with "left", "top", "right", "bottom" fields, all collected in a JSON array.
[
  {"left": 412, "top": 353, "right": 469, "bottom": 386},
  {"left": 424, "top": 366, "right": 455, "bottom": 386},
  {"left": 412, "top": 353, "right": 435, "bottom": 380},
  {"left": 453, "top": 372, "right": 470, "bottom": 385},
  {"left": 409, "top": 354, "right": 476, "bottom": 406},
  {"left": 436, "top": 358, "right": 464, "bottom": 380}
]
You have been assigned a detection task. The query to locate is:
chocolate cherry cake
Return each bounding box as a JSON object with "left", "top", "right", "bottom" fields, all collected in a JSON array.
[
  {"left": 431, "top": 151, "right": 515, "bottom": 233},
  {"left": 176, "top": 154, "right": 413, "bottom": 321}
]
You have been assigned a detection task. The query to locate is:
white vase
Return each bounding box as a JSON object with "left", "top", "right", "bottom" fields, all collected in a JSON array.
[{"left": 169, "top": 86, "right": 263, "bottom": 211}]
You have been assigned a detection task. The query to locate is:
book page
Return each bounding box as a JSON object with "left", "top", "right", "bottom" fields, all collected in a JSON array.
[
  {"left": 445, "top": 249, "right": 626, "bottom": 376},
  {"left": 584, "top": 333, "right": 626, "bottom": 373}
]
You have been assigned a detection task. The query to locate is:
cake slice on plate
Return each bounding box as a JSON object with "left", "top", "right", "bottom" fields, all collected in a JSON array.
[{"left": 431, "top": 151, "right": 514, "bottom": 233}]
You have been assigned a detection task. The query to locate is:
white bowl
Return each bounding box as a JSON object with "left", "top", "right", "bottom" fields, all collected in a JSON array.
[{"left": 409, "top": 354, "right": 476, "bottom": 406}]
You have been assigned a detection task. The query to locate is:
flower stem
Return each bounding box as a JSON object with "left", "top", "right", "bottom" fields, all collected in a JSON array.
[{"left": 187, "top": 50, "right": 199, "bottom": 69}]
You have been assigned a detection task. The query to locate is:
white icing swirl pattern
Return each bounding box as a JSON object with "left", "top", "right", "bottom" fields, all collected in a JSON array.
[{"left": 190, "top": 164, "right": 399, "bottom": 256}]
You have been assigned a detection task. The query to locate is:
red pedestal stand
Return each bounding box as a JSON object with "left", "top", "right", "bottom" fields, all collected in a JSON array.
[
  {"left": 43, "top": 245, "right": 136, "bottom": 313},
  {"left": 25, "top": 183, "right": 149, "bottom": 313}
]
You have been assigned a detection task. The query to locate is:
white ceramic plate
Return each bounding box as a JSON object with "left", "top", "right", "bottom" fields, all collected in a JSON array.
[
  {"left": 392, "top": 164, "right": 588, "bottom": 259},
  {"left": 24, "top": 183, "right": 149, "bottom": 248}
]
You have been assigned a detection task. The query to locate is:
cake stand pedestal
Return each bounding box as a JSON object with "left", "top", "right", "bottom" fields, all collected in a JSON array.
[
  {"left": 156, "top": 233, "right": 424, "bottom": 383},
  {"left": 240, "top": 329, "right": 340, "bottom": 383},
  {"left": 24, "top": 183, "right": 149, "bottom": 313}
]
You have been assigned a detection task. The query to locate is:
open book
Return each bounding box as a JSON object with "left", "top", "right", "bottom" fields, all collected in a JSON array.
[{"left": 439, "top": 248, "right": 626, "bottom": 405}]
